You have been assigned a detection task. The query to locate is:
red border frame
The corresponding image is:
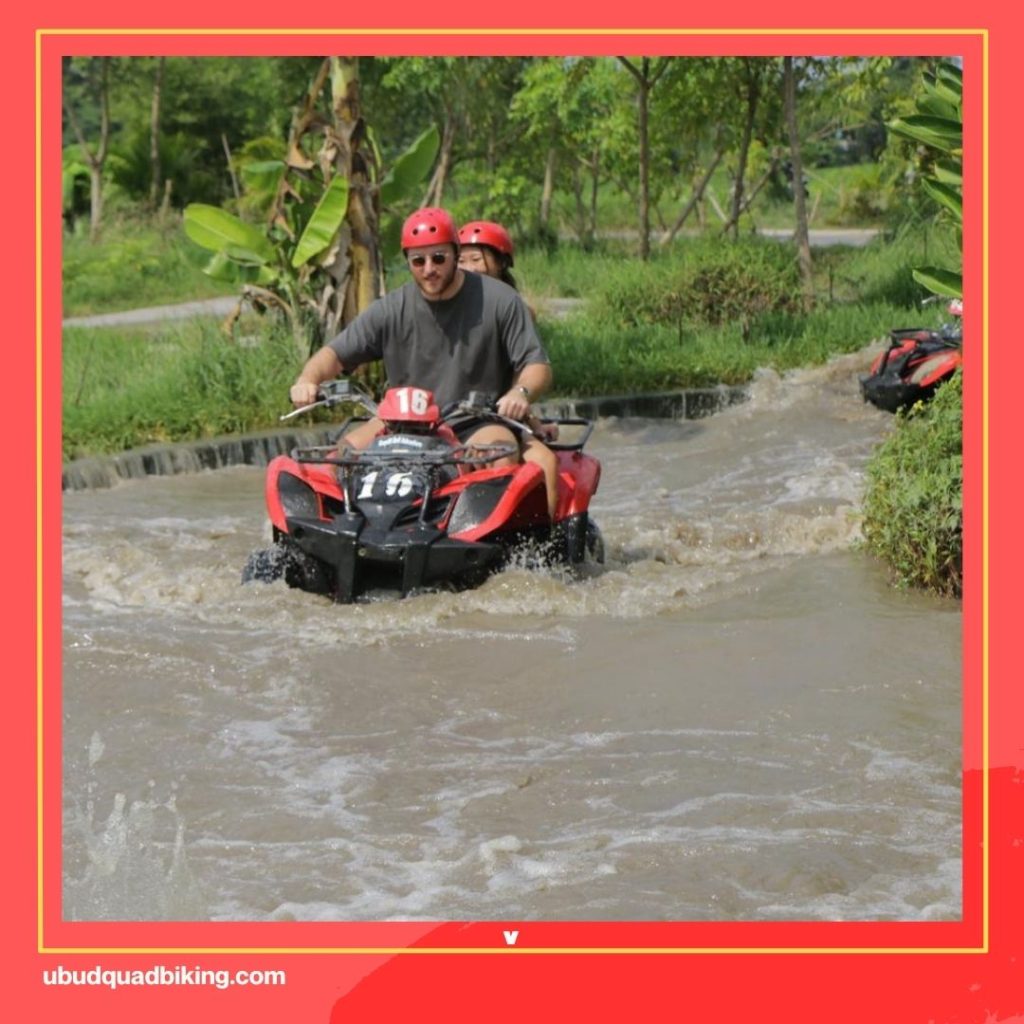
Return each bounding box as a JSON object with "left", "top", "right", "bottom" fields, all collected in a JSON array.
[{"left": 14, "top": 5, "right": 1023, "bottom": 1021}]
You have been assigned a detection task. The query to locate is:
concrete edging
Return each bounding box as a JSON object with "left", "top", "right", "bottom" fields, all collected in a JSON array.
[{"left": 61, "top": 386, "right": 748, "bottom": 492}]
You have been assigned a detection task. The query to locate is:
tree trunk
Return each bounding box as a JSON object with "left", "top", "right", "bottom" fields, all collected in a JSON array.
[
  {"left": 719, "top": 158, "right": 779, "bottom": 236},
  {"left": 660, "top": 148, "right": 725, "bottom": 246},
  {"left": 149, "top": 57, "right": 164, "bottom": 208},
  {"left": 570, "top": 162, "right": 587, "bottom": 244},
  {"left": 618, "top": 57, "right": 671, "bottom": 260},
  {"left": 784, "top": 57, "right": 814, "bottom": 312},
  {"left": 330, "top": 57, "right": 382, "bottom": 339},
  {"left": 539, "top": 146, "right": 557, "bottom": 229},
  {"left": 589, "top": 149, "right": 600, "bottom": 244},
  {"left": 424, "top": 117, "right": 455, "bottom": 207},
  {"left": 88, "top": 166, "right": 104, "bottom": 242},
  {"left": 730, "top": 59, "right": 760, "bottom": 241},
  {"left": 221, "top": 133, "right": 241, "bottom": 201},
  {"left": 637, "top": 62, "right": 651, "bottom": 260},
  {"left": 65, "top": 57, "right": 111, "bottom": 243}
]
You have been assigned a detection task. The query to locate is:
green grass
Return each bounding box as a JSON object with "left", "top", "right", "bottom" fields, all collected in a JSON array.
[
  {"left": 62, "top": 219, "right": 940, "bottom": 459},
  {"left": 541, "top": 298, "right": 910, "bottom": 396},
  {"left": 62, "top": 322, "right": 306, "bottom": 460},
  {"left": 62, "top": 213, "right": 234, "bottom": 317},
  {"left": 861, "top": 370, "right": 962, "bottom": 597}
]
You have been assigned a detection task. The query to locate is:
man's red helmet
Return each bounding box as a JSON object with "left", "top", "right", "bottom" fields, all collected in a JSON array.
[
  {"left": 458, "top": 221, "right": 515, "bottom": 266},
  {"left": 401, "top": 208, "right": 459, "bottom": 250}
]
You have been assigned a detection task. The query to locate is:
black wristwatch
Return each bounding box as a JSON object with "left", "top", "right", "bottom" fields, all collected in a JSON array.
[{"left": 516, "top": 385, "right": 531, "bottom": 399}]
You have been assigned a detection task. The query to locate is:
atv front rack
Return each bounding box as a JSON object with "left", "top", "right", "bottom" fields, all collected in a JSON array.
[{"left": 290, "top": 442, "right": 518, "bottom": 468}]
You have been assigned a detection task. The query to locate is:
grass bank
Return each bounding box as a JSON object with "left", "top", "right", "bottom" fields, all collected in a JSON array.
[
  {"left": 63, "top": 228, "right": 944, "bottom": 461},
  {"left": 860, "top": 371, "right": 962, "bottom": 597},
  {"left": 62, "top": 323, "right": 303, "bottom": 460},
  {"left": 63, "top": 214, "right": 234, "bottom": 317}
]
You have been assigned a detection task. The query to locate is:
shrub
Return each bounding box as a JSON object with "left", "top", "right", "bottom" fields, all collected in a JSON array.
[
  {"left": 590, "top": 238, "right": 803, "bottom": 333},
  {"left": 860, "top": 369, "right": 962, "bottom": 596}
]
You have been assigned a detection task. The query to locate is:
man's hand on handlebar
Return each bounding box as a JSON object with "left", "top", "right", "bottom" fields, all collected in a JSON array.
[
  {"left": 290, "top": 381, "right": 321, "bottom": 408},
  {"left": 496, "top": 388, "right": 531, "bottom": 421}
]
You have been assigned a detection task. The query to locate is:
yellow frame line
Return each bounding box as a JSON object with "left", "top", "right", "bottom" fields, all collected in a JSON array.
[
  {"left": 36, "top": 27, "right": 46, "bottom": 954},
  {"left": 38, "top": 27, "right": 984, "bottom": 36},
  {"left": 37, "top": 32, "right": 983, "bottom": 958},
  {"left": 41, "top": 945, "right": 988, "bottom": 955},
  {"left": 980, "top": 27, "right": 990, "bottom": 955}
]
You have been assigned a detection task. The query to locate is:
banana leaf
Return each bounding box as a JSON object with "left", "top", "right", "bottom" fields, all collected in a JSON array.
[
  {"left": 889, "top": 114, "right": 962, "bottom": 153},
  {"left": 183, "top": 204, "right": 276, "bottom": 262},
  {"left": 240, "top": 159, "right": 286, "bottom": 197},
  {"left": 290, "top": 175, "right": 350, "bottom": 268},
  {"left": 912, "top": 266, "right": 962, "bottom": 299},
  {"left": 202, "top": 251, "right": 277, "bottom": 285},
  {"left": 933, "top": 159, "right": 963, "bottom": 187},
  {"left": 379, "top": 126, "right": 440, "bottom": 207},
  {"left": 922, "top": 178, "right": 962, "bottom": 222}
]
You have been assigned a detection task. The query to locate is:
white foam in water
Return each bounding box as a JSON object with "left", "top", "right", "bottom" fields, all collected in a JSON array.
[{"left": 61, "top": 369, "right": 959, "bottom": 923}]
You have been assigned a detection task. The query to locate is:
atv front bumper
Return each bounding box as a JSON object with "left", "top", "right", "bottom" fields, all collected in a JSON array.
[{"left": 285, "top": 513, "right": 505, "bottom": 602}]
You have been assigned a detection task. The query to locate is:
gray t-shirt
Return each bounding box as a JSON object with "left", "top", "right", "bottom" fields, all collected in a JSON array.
[{"left": 326, "top": 272, "right": 548, "bottom": 408}]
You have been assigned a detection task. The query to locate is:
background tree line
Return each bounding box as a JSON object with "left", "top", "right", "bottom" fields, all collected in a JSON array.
[{"left": 63, "top": 54, "right": 944, "bottom": 251}]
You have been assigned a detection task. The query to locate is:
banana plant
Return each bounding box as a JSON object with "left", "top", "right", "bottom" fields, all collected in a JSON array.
[
  {"left": 888, "top": 62, "right": 962, "bottom": 298},
  {"left": 184, "top": 58, "right": 439, "bottom": 356},
  {"left": 62, "top": 146, "right": 91, "bottom": 223}
]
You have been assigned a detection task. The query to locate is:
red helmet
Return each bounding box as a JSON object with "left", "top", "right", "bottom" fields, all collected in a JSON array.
[
  {"left": 401, "top": 207, "right": 458, "bottom": 250},
  {"left": 458, "top": 221, "right": 514, "bottom": 266}
]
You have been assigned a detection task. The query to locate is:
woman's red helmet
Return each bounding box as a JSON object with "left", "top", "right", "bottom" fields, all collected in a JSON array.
[
  {"left": 401, "top": 207, "right": 459, "bottom": 250},
  {"left": 458, "top": 221, "right": 515, "bottom": 266}
]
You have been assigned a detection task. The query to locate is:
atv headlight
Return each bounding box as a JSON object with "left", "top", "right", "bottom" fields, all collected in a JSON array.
[
  {"left": 447, "top": 478, "right": 510, "bottom": 535},
  {"left": 279, "top": 471, "right": 320, "bottom": 519}
]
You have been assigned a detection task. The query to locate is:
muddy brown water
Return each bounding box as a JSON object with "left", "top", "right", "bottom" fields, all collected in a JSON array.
[{"left": 61, "top": 347, "right": 961, "bottom": 922}]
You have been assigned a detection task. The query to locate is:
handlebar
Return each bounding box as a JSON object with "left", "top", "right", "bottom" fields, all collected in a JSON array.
[
  {"left": 280, "top": 379, "right": 378, "bottom": 422},
  {"left": 282, "top": 380, "right": 593, "bottom": 449}
]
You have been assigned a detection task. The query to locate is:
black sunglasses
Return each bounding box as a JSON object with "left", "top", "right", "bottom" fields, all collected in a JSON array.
[{"left": 408, "top": 252, "right": 450, "bottom": 268}]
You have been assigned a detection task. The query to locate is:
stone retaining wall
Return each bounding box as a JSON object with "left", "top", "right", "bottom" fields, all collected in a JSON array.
[{"left": 61, "top": 386, "right": 748, "bottom": 492}]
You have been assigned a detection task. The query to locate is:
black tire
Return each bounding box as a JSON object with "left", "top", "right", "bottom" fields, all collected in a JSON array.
[{"left": 241, "top": 541, "right": 333, "bottom": 594}]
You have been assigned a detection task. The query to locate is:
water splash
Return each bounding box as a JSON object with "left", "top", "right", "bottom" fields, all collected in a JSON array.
[{"left": 64, "top": 742, "right": 208, "bottom": 921}]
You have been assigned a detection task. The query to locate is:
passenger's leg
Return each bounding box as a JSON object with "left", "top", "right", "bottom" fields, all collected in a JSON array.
[
  {"left": 461, "top": 423, "right": 520, "bottom": 468},
  {"left": 521, "top": 436, "right": 559, "bottom": 520},
  {"left": 337, "top": 416, "right": 384, "bottom": 451}
]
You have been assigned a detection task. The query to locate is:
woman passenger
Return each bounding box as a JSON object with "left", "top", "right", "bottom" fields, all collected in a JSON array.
[{"left": 458, "top": 221, "right": 561, "bottom": 522}]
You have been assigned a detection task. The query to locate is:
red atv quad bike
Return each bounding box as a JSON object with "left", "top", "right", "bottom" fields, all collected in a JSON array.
[
  {"left": 242, "top": 380, "right": 604, "bottom": 603},
  {"left": 860, "top": 298, "right": 963, "bottom": 413}
]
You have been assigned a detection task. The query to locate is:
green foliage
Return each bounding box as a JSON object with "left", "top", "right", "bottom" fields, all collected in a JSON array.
[
  {"left": 861, "top": 371, "right": 962, "bottom": 596},
  {"left": 290, "top": 176, "right": 350, "bottom": 267},
  {"left": 858, "top": 60, "right": 964, "bottom": 598},
  {"left": 183, "top": 203, "right": 276, "bottom": 263},
  {"left": 62, "top": 214, "right": 233, "bottom": 315},
  {"left": 590, "top": 239, "right": 802, "bottom": 331},
  {"left": 832, "top": 164, "right": 889, "bottom": 225},
  {"left": 542, "top": 296, "right": 912, "bottom": 397},
  {"left": 183, "top": 106, "right": 438, "bottom": 350},
  {"left": 834, "top": 224, "right": 952, "bottom": 308},
  {"left": 63, "top": 216, "right": 933, "bottom": 459},
  {"left": 379, "top": 125, "right": 440, "bottom": 207},
  {"left": 62, "top": 323, "right": 307, "bottom": 459},
  {"left": 887, "top": 62, "right": 962, "bottom": 298}
]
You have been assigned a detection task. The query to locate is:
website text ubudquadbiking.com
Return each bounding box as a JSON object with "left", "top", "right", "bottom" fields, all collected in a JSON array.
[{"left": 42, "top": 964, "right": 287, "bottom": 991}]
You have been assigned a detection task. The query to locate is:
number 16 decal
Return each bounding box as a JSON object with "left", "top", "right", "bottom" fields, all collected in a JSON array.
[{"left": 394, "top": 387, "right": 430, "bottom": 416}]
